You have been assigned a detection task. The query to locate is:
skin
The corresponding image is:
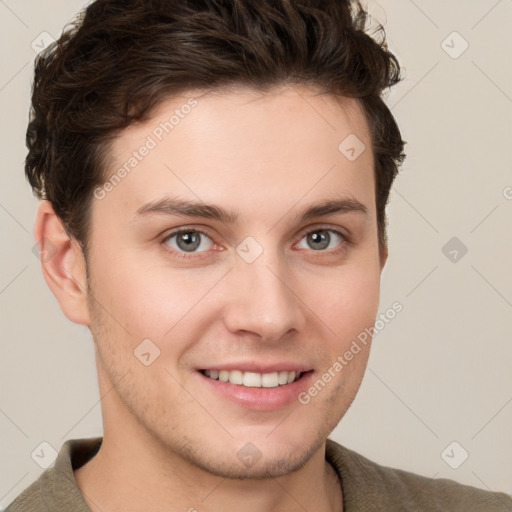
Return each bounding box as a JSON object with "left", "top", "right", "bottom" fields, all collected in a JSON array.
[{"left": 34, "top": 84, "right": 387, "bottom": 512}]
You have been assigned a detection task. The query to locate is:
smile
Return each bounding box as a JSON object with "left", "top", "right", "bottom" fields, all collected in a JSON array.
[{"left": 200, "top": 369, "right": 305, "bottom": 388}]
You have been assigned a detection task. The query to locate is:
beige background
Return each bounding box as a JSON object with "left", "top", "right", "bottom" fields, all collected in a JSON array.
[{"left": 1, "top": 0, "right": 511, "bottom": 507}]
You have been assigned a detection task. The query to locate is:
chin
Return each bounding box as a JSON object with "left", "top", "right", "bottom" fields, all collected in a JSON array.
[
  {"left": 192, "top": 443, "right": 320, "bottom": 480},
  {"left": 167, "top": 427, "right": 328, "bottom": 480}
]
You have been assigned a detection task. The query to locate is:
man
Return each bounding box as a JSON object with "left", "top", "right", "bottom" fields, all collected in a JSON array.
[{"left": 6, "top": 0, "right": 511, "bottom": 510}]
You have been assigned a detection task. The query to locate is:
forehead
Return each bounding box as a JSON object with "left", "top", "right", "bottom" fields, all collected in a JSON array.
[{"left": 96, "top": 85, "right": 375, "bottom": 226}]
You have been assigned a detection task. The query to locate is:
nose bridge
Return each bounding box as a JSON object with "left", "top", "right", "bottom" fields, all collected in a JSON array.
[{"left": 223, "top": 242, "right": 302, "bottom": 340}]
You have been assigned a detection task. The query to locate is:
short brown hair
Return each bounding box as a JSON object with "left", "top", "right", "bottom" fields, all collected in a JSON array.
[{"left": 26, "top": 0, "right": 406, "bottom": 259}]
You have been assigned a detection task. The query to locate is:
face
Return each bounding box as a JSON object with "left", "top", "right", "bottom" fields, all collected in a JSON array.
[{"left": 84, "top": 85, "right": 385, "bottom": 479}]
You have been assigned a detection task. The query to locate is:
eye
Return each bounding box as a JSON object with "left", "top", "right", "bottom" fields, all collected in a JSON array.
[
  {"left": 296, "top": 228, "right": 347, "bottom": 253},
  {"left": 162, "top": 229, "right": 214, "bottom": 258},
  {"left": 161, "top": 226, "right": 350, "bottom": 260}
]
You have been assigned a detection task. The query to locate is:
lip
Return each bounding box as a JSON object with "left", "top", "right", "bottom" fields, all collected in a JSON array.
[
  {"left": 197, "top": 368, "right": 315, "bottom": 411},
  {"left": 198, "top": 362, "right": 313, "bottom": 373}
]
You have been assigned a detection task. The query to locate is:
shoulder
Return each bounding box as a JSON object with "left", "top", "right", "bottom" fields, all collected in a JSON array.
[
  {"left": 3, "top": 478, "right": 48, "bottom": 512},
  {"left": 326, "top": 438, "right": 512, "bottom": 511},
  {"left": 4, "top": 437, "right": 102, "bottom": 512}
]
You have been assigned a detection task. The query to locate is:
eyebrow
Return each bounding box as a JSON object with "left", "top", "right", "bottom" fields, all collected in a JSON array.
[{"left": 134, "top": 196, "right": 368, "bottom": 225}]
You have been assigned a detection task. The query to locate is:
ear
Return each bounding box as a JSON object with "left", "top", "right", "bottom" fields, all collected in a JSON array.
[{"left": 33, "top": 200, "right": 91, "bottom": 325}]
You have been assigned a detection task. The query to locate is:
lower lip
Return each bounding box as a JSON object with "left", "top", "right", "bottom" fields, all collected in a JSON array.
[{"left": 198, "top": 371, "right": 314, "bottom": 411}]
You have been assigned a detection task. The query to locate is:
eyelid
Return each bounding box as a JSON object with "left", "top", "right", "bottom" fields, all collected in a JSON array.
[{"left": 295, "top": 223, "right": 351, "bottom": 243}]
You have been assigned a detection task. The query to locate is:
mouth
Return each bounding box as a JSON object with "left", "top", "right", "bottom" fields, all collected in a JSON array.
[
  {"left": 199, "top": 369, "right": 307, "bottom": 388},
  {"left": 197, "top": 367, "right": 315, "bottom": 411}
]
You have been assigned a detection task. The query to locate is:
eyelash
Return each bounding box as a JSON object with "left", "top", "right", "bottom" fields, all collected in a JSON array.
[{"left": 160, "top": 225, "right": 352, "bottom": 261}]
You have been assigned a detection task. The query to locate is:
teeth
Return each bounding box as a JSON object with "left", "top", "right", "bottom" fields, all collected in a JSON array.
[
  {"left": 261, "top": 372, "right": 278, "bottom": 388},
  {"left": 243, "top": 372, "right": 261, "bottom": 387},
  {"left": 278, "top": 371, "right": 289, "bottom": 385},
  {"left": 229, "top": 370, "right": 243, "bottom": 385},
  {"left": 203, "top": 369, "right": 302, "bottom": 388}
]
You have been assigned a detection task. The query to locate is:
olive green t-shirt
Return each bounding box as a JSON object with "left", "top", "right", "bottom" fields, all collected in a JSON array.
[{"left": 5, "top": 437, "right": 512, "bottom": 511}]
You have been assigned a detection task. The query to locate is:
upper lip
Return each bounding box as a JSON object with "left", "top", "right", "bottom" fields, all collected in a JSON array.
[{"left": 199, "top": 362, "right": 313, "bottom": 374}]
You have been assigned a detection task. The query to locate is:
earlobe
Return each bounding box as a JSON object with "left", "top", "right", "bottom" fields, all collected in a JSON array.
[{"left": 33, "top": 200, "right": 91, "bottom": 326}]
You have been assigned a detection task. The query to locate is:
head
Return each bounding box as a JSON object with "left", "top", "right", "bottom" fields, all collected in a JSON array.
[{"left": 29, "top": 0, "right": 406, "bottom": 478}]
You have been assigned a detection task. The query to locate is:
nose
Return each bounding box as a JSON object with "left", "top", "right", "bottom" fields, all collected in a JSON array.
[{"left": 222, "top": 251, "right": 305, "bottom": 343}]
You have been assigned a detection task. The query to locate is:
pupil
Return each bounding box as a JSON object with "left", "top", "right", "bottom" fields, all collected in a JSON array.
[
  {"left": 178, "top": 232, "right": 200, "bottom": 251},
  {"left": 309, "top": 230, "right": 329, "bottom": 250}
]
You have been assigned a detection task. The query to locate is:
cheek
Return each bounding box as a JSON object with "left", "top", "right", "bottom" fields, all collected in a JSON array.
[
  {"left": 311, "top": 262, "right": 381, "bottom": 341},
  {"left": 93, "top": 254, "right": 205, "bottom": 333},
  {"left": 299, "top": 262, "right": 380, "bottom": 402},
  {"left": 90, "top": 259, "right": 226, "bottom": 371}
]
